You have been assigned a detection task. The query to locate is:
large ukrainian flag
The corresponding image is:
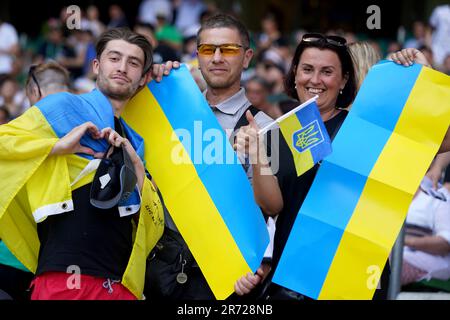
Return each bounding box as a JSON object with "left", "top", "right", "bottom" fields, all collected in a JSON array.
[
  {"left": 273, "top": 61, "right": 450, "bottom": 299},
  {"left": 123, "top": 65, "right": 269, "bottom": 299}
]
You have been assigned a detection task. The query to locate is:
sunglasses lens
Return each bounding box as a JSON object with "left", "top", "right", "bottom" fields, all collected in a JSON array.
[
  {"left": 198, "top": 44, "right": 215, "bottom": 55},
  {"left": 198, "top": 44, "right": 242, "bottom": 56},
  {"left": 302, "top": 34, "right": 346, "bottom": 47},
  {"left": 220, "top": 45, "right": 241, "bottom": 56}
]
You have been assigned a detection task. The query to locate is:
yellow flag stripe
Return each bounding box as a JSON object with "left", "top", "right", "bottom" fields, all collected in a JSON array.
[
  {"left": 279, "top": 114, "right": 315, "bottom": 176},
  {"left": 320, "top": 67, "right": 450, "bottom": 299},
  {"left": 123, "top": 87, "right": 250, "bottom": 299}
]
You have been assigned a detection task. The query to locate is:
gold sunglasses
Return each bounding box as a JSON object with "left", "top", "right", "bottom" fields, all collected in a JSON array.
[{"left": 197, "top": 43, "right": 245, "bottom": 56}]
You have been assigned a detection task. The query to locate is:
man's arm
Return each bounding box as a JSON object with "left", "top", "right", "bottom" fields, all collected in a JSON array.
[
  {"left": 426, "top": 151, "right": 450, "bottom": 189},
  {"left": 234, "top": 111, "right": 283, "bottom": 216},
  {"left": 405, "top": 235, "right": 450, "bottom": 256},
  {"left": 438, "top": 127, "right": 450, "bottom": 154}
]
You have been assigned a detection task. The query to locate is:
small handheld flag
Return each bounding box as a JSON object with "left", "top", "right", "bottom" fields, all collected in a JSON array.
[{"left": 259, "top": 96, "right": 332, "bottom": 176}]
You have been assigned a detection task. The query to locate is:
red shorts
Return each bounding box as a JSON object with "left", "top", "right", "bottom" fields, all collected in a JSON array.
[{"left": 30, "top": 272, "right": 137, "bottom": 300}]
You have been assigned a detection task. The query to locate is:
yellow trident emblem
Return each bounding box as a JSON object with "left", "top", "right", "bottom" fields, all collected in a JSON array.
[{"left": 294, "top": 123, "right": 321, "bottom": 151}]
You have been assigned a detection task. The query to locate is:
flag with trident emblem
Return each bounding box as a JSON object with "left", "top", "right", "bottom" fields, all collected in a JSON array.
[{"left": 260, "top": 96, "right": 332, "bottom": 176}]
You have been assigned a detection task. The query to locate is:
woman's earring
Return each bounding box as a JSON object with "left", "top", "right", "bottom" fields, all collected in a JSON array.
[
  {"left": 295, "top": 85, "right": 297, "bottom": 89},
  {"left": 340, "top": 90, "right": 343, "bottom": 94}
]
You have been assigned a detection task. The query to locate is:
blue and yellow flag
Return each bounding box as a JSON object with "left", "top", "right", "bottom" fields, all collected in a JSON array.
[
  {"left": 273, "top": 61, "right": 450, "bottom": 299},
  {"left": 123, "top": 65, "right": 269, "bottom": 299},
  {"left": 0, "top": 90, "right": 164, "bottom": 299},
  {"left": 276, "top": 97, "right": 332, "bottom": 176}
]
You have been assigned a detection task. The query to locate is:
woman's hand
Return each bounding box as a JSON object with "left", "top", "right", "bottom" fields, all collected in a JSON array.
[{"left": 388, "top": 48, "right": 431, "bottom": 68}]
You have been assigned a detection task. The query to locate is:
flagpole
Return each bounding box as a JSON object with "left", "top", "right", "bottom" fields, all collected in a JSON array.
[{"left": 258, "top": 95, "right": 319, "bottom": 135}]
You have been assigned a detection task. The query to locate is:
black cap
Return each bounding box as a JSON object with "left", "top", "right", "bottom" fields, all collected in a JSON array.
[{"left": 90, "top": 145, "right": 137, "bottom": 209}]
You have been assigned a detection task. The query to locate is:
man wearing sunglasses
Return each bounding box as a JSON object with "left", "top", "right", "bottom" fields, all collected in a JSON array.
[{"left": 146, "top": 13, "right": 283, "bottom": 300}]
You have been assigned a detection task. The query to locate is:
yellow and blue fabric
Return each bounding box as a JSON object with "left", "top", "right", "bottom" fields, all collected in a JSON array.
[
  {"left": 273, "top": 61, "right": 450, "bottom": 299},
  {"left": 123, "top": 64, "right": 269, "bottom": 299},
  {"left": 0, "top": 89, "right": 164, "bottom": 299},
  {"left": 279, "top": 100, "right": 332, "bottom": 176}
]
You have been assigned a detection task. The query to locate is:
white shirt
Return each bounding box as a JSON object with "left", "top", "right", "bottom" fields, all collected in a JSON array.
[
  {"left": 174, "top": 0, "right": 205, "bottom": 35},
  {"left": 429, "top": 5, "right": 450, "bottom": 66},
  {"left": 0, "top": 22, "right": 18, "bottom": 74},
  {"left": 403, "top": 186, "right": 450, "bottom": 281},
  {"left": 138, "top": 0, "right": 173, "bottom": 26}
]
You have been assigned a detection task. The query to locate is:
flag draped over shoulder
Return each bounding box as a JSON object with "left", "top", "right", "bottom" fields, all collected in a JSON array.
[
  {"left": 277, "top": 97, "right": 332, "bottom": 176},
  {"left": 123, "top": 65, "right": 269, "bottom": 299},
  {"left": 273, "top": 61, "right": 450, "bottom": 299},
  {"left": 0, "top": 89, "right": 164, "bottom": 299}
]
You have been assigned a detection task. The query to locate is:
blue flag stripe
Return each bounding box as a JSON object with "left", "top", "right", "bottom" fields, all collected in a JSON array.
[
  {"left": 351, "top": 61, "right": 421, "bottom": 131},
  {"left": 326, "top": 114, "right": 392, "bottom": 177},
  {"left": 294, "top": 101, "right": 332, "bottom": 165},
  {"left": 148, "top": 66, "right": 268, "bottom": 270},
  {"left": 273, "top": 161, "right": 368, "bottom": 298}
]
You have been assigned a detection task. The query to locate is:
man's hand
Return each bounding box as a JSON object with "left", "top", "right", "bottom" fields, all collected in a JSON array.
[
  {"left": 100, "top": 127, "right": 146, "bottom": 191},
  {"left": 388, "top": 48, "right": 431, "bottom": 67},
  {"left": 151, "top": 61, "right": 181, "bottom": 82},
  {"left": 234, "top": 265, "right": 270, "bottom": 296},
  {"left": 233, "top": 111, "right": 268, "bottom": 165},
  {"left": 50, "top": 122, "right": 102, "bottom": 157}
]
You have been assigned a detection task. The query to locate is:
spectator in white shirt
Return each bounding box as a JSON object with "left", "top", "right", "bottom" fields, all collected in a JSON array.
[{"left": 0, "top": 20, "right": 19, "bottom": 75}]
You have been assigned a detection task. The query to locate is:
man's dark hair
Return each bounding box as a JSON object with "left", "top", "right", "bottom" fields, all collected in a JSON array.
[
  {"left": 96, "top": 27, "right": 153, "bottom": 74},
  {"left": 197, "top": 13, "right": 250, "bottom": 49}
]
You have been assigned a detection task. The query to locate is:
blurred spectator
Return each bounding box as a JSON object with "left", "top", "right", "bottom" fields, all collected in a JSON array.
[
  {"left": 59, "top": 27, "right": 96, "bottom": 79},
  {"left": 401, "top": 176, "right": 450, "bottom": 285},
  {"left": 134, "top": 22, "right": 180, "bottom": 64},
  {"left": 0, "top": 76, "right": 27, "bottom": 119},
  {"left": 349, "top": 41, "right": 381, "bottom": 91},
  {"left": 245, "top": 76, "right": 282, "bottom": 120},
  {"left": 404, "top": 21, "right": 431, "bottom": 49},
  {"left": 173, "top": 0, "right": 206, "bottom": 36},
  {"left": 386, "top": 41, "right": 402, "bottom": 58},
  {"left": 418, "top": 45, "right": 435, "bottom": 68},
  {"left": 258, "top": 10, "right": 284, "bottom": 51},
  {"left": 155, "top": 13, "right": 183, "bottom": 52},
  {"left": 256, "top": 50, "right": 286, "bottom": 98},
  {"left": 107, "top": 4, "right": 128, "bottom": 29},
  {"left": 138, "top": 0, "right": 173, "bottom": 26},
  {"left": 181, "top": 35, "right": 198, "bottom": 64},
  {"left": 0, "top": 106, "right": 10, "bottom": 125},
  {"left": 429, "top": 4, "right": 450, "bottom": 67},
  {"left": 85, "top": 5, "right": 106, "bottom": 38},
  {"left": 443, "top": 54, "right": 450, "bottom": 75},
  {"left": 36, "top": 22, "right": 71, "bottom": 63},
  {"left": 25, "top": 61, "right": 70, "bottom": 106},
  {"left": 0, "top": 19, "right": 19, "bottom": 75}
]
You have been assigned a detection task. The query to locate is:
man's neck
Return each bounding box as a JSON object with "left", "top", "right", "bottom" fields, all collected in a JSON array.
[
  {"left": 206, "top": 85, "right": 241, "bottom": 106},
  {"left": 109, "top": 98, "right": 128, "bottom": 118}
]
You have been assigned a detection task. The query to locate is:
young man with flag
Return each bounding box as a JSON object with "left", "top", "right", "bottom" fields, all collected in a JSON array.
[{"left": 0, "top": 28, "right": 168, "bottom": 300}]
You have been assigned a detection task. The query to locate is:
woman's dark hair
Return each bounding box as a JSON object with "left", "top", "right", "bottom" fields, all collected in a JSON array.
[
  {"left": 284, "top": 35, "right": 356, "bottom": 109},
  {"left": 96, "top": 27, "right": 153, "bottom": 75}
]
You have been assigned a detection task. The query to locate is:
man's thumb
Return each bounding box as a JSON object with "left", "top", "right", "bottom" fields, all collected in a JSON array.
[{"left": 246, "top": 110, "right": 256, "bottom": 127}]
